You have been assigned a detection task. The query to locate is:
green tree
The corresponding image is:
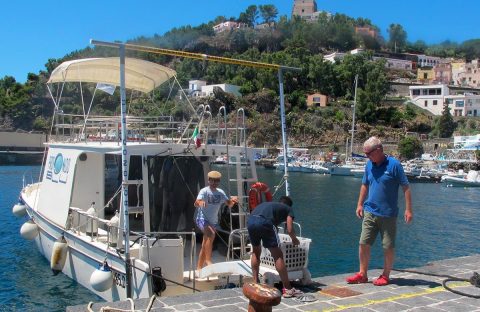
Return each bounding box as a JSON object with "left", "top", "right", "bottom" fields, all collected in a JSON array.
[
  {"left": 387, "top": 23, "right": 407, "bottom": 52},
  {"left": 259, "top": 5, "right": 278, "bottom": 24},
  {"left": 438, "top": 102, "right": 455, "bottom": 138},
  {"left": 238, "top": 5, "right": 258, "bottom": 27},
  {"left": 398, "top": 136, "right": 423, "bottom": 160}
]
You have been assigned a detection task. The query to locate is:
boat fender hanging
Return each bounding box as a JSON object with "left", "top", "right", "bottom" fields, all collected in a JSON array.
[
  {"left": 90, "top": 261, "right": 113, "bottom": 292},
  {"left": 20, "top": 219, "right": 39, "bottom": 240},
  {"left": 248, "top": 182, "right": 273, "bottom": 211},
  {"left": 50, "top": 235, "right": 68, "bottom": 275},
  {"left": 12, "top": 202, "right": 27, "bottom": 218}
]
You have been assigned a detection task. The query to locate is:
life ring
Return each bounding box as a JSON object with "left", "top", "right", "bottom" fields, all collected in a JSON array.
[{"left": 248, "top": 182, "right": 273, "bottom": 211}]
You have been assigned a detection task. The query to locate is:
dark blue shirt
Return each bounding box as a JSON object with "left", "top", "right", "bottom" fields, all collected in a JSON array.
[
  {"left": 251, "top": 202, "right": 294, "bottom": 226},
  {"left": 362, "top": 155, "right": 409, "bottom": 217}
]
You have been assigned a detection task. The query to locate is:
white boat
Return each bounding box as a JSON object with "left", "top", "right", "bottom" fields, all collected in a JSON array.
[
  {"left": 330, "top": 162, "right": 365, "bottom": 176},
  {"left": 13, "top": 44, "right": 312, "bottom": 302},
  {"left": 441, "top": 170, "right": 480, "bottom": 187}
]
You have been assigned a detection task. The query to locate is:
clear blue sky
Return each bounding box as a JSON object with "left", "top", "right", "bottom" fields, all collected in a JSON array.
[{"left": 1, "top": 0, "right": 478, "bottom": 83}]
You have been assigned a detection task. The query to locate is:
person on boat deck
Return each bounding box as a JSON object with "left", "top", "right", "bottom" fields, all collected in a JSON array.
[
  {"left": 247, "top": 196, "right": 303, "bottom": 298},
  {"left": 194, "top": 170, "right": 237, "bottom": 271},
  {"left": 347, "top": 136, "right": 413, "bottom": 286}
]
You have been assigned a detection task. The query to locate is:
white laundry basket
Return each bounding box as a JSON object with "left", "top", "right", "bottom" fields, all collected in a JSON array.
[{"left": 260, "top": 234, "right": 311, "bottom": 272}]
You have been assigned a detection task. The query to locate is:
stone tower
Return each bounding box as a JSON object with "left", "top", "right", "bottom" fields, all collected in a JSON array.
[{"left": 292, "top": 0, "right": 318, "bottom": 18}]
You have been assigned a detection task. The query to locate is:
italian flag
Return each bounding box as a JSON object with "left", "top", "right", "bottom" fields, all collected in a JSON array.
[{"left": 192, "top": 126, "right": 202, "bottom": 148}]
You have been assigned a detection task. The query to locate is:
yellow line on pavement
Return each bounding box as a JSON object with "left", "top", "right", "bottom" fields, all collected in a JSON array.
[{"left": 319, "top": 282, "right": 469, "bottom": 312}]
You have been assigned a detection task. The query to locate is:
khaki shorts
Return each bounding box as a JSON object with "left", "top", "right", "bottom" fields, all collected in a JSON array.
[{"left": 359, "top": 212, "right": 397, "bottom": 249}]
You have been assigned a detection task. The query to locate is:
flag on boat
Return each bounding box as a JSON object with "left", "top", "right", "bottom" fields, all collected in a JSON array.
[
  {"left": 96, "top": 83, "right": 116, "bottom": 95},
  {"left": 191, "top": 126, "right": 202, "bottom": 148}
]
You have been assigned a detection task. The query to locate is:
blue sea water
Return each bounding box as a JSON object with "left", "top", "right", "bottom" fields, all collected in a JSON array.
[{"left": 2, "top": 165, "right": 480, "bottom": 311}]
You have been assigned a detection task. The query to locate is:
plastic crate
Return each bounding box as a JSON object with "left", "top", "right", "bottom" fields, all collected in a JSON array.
[{"left": 260, "top": 234, "right": 311, "bottom": 272}]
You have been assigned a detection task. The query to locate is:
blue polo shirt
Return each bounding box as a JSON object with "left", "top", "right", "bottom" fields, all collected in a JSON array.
[{"left": 362, "top": 155, "right": 409, "bottom": 217}]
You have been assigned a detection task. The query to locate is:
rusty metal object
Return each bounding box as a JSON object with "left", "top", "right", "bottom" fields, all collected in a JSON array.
[{"left": 242, "top": 282, "right": 281, "bottom": 312}]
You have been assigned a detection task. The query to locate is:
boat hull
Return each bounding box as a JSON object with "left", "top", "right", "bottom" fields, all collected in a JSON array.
[
  {"left": 441, "top": 176, "right": 480, "bottom": 187},
  {"left": 23, "top": 201, "right": 151, "bottom": 301}
]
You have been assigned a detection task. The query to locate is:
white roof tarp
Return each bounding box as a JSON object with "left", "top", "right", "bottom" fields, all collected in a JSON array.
[{"left": 47, "top": 57, "right": 176, "bottom": 93}]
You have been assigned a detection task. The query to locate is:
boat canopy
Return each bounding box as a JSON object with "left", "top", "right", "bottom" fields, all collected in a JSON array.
[{"left": 47, "top": 57, "right": 176, "bottom": 93}]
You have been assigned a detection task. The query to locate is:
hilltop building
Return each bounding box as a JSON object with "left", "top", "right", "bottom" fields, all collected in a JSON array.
[
  {"left": 306, "top": 93, "right": 328, "bottom": 107},
  {"left": 409, "top": 84, "right": 480, "bottom": 116},
  {"left": 186, "top": 80, "right": 241, "bottom": 98},
  {"left": 213, "top": 21, "right": 247, "bottom": 33},
  {"left": 292, "top": 0, "right": 331, "bottom": 22}
]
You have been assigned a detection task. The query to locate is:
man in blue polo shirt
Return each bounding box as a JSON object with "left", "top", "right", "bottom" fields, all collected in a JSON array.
[{"left": 346, "top": 137, "right": 412, "bottom": 286}]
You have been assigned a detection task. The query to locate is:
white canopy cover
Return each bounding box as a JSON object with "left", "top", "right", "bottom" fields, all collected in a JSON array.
[{"left": 48, "top": 57, "right": 176, "bottom": 93}]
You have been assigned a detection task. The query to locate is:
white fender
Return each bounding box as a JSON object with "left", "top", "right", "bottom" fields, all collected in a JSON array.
[
  {"left": 12, "top": 203, "right": 27, "bottom": 218},
  {"left": 20, "top": 220, "right": 38, "bottom": 240},
  {"left": 50, "top": 236, "right": 68, "bottom": 275},
  {"left": 90, "top": 262, "right": 113, "bottom": 292}
]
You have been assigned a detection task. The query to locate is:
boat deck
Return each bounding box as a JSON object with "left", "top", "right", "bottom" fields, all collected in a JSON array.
[{"left": 67, "top": 254, "right": 480, "bottom": 311}]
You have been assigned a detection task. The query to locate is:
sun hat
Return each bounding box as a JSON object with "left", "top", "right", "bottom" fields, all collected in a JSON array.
[{"left": 207, "top": 171, "right": 222, "bottom": 179}]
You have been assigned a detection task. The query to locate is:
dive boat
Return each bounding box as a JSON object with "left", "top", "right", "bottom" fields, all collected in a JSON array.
[{"left": 13, "top": 43, "right": 312, "bottom": 302}]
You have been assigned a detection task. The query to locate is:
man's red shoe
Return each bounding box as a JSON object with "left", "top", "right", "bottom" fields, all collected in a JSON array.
[
  {"left": 346, "top": 273, "right": 368, "bottom": 284},
  {"left": 373, "top": 274, "right": 389, "bottom": 286}
]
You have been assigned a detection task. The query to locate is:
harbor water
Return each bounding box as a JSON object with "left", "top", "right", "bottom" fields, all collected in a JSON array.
[{"left": 2, "top": 165, "right": 480, "bottom": 311}]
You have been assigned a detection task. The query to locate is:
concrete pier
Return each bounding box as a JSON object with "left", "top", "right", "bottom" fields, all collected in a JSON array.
[{"left": 67, "top": 254, "right": 480, "bottom": 311}]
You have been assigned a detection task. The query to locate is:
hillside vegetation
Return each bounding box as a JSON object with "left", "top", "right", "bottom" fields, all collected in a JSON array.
[{"left": 1, "top": 4, "right": 480, "bottom": 148}]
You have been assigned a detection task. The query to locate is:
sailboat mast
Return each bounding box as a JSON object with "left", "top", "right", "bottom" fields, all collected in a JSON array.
[
  {"left": 350, "top": 74, "right": 358, "bottom": 158},
  {"left": 278, "top": 69, "right": 290, "bottom": 196},
  {"left": 119, "top": 45, "right": 132, "bottom": 298}
]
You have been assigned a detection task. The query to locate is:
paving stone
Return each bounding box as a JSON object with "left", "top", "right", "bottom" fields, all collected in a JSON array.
[
  {"left": 404, "top": 306, "right": 445, "bottom": 311},
  {"left": 329, "top": 296, "right": 369, "bottom": 306},
  {"left": 359, "top": 290, "right": 397, "bottom": 301},
  {"left": 169, "top": 302, "right": 204, "bottom": 311},
  {"left": 201, "top": 296, "right": 246, "bottom": 307},
  {"left": 295, "top": 301, "right": 337, "bottom": 311},
  {"left": 203, "top": 305, "right": 246, "bottom": 312},
  {"left": 392, "top": 295, "right": 438, "bottom": 307},
  {"left": 368, "top": 301, "right": 410, "bottom": 312},
  {"left": 424, "top": 290, "right": 467, "bottom": 301},
  {"left": 430, "top": 300, "right": 478, "bottom": 312}
]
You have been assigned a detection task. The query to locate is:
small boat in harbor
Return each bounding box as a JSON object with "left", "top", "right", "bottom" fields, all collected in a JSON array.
[
  {"left": 13, "top": 43, "right": 313, "bottom": 302},
  {"left": 441, "top": 170, "right": 480, "bottom": 187}
]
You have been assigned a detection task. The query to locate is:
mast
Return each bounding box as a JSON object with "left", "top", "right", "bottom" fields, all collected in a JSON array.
[
  {"left": 278, "top": 69, "right": 290, "bottom": 195},
  {"left": 119, "top": 44, "right": 132, "bottom": 298},
  {"left": 350, "top": 74, "right": 358, "bottom": 158}
]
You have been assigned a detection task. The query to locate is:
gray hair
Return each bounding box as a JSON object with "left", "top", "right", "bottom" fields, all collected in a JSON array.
[{"left": 363, "top": 136, "right": 382, "bottom": 150}]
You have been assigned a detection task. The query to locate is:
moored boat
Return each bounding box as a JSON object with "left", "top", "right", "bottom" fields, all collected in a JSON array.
[
  {"left": 441, "top": 170, "right": 480, "bottom": 187},
  {"left": 13, "top": 43, "right": 313, "bottom": 302}
]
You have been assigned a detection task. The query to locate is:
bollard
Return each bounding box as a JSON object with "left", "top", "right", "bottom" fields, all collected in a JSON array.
[{"left": 242, "top": 282, "right": 281, "bottom": 312}]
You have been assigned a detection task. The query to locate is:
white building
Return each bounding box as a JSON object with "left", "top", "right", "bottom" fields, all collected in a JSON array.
[
  {"left": 417, "top": 54, "right": 442, "bottom": 68},
  {"left": 409, "top": 84, "right": 480, "bottom": 116},
  {"left": 187, "top": 80, "right": 241, "bottom": 98},
  {"left": 213, "top": 21, "right": 246, "bottom": 33},
  {"left": 200, "top": 84, "right": 241, "bottom": 97}
]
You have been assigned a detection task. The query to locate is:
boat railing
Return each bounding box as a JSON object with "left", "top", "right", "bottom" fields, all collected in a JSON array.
[
  {"left": 52, "top": 112, "right": 247, "bottom": 147},
  {"left": 277, "top": 221, "right": 302, "bottom": 237},
  {"left": 225, "top": 228, "right": 251, "bottom": 261},
  {"left": 129, "top": 230, "right": 197, "bottom": 282},
  {"left": 67, "top": 207, "right": 122, "bottom": 248}
]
